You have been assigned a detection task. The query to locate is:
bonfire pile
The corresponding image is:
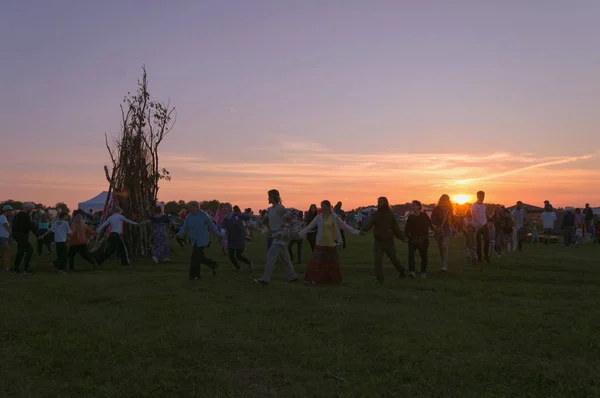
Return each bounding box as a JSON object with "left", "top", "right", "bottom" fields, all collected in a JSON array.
[{"left": 94, "top": 67, "right": 175, "bottom": 257}]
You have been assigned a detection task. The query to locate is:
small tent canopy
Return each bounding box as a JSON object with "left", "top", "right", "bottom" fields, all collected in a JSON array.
[{"left": 78, "top": 191, "right": 110, "bottom": 212}]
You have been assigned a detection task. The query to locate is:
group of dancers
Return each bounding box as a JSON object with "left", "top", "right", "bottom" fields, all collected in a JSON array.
[
  {"left": 0, "top": 189, "right": 596, "bottom": 282},
  {"left": 177, "top": 189, "right": 509, "bottom": 285}
]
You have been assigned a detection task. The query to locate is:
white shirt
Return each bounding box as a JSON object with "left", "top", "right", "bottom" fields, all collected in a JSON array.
[
  {"left": 267, "top": 204, "right": 288, "bottom": 232},
  {"left": 0, "top": 215, "right": 9, "bottom": 238},
  {"left": 541, "top": 212, "right": 557, "bottom": 229},
  {"left": 50, "top": 221, "right": 72, "bottom": 243},
  {"left": 97, "top": 213, "right": 137, "bottom": 234},
  {"left": 471, "top": 202, "right": 487, "bottom": 228}
]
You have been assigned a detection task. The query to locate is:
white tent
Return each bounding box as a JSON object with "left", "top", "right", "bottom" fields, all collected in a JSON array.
[
  {"left": 78, "top": 192, "right": 110, "bottom": 212},
  {"left": 79, "top": 191, "right": 165, "bottom": 214}
]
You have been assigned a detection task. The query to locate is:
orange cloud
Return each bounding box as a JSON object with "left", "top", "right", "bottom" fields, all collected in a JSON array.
[{"left": 1, "top": 139, "right": 598, "bottom": 211}]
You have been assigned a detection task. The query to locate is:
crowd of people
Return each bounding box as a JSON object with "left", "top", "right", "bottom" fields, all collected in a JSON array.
[{"left": 0, "top": 190, "right": 597, "bottom": 284}]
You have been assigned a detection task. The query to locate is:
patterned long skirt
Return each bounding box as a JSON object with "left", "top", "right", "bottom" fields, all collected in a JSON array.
[
  {"left": 304, "top": 245, "right": 343, "bottom": 284},
  {"left": 152, "top": 225, "right": 171, "bottom": 259}
]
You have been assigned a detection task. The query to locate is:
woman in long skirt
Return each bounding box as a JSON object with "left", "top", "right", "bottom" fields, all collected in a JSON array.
[
  {"left": 299, "top": 200, "right": 360, "bottom": 285},
  {"left": 141, "top": 206, "right": 172, "bottom": 263}
]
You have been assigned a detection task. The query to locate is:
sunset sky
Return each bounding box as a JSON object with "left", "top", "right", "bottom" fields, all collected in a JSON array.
[{"left": 1, "top": 1, "right": 599, "bottom": 212}]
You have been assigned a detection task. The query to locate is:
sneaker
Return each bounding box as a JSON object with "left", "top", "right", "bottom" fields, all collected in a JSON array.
[
  {"left": 152, "top": 256, "right": 159, "bottom": 264},
  {"left": 189, "top": 276, "right": 200, "bottom": 280},
  {"left": 253, "top": 279, "right": 268, "bottom": 287},
  {"left": 441, "top": 266, "right": 447, "bottom": 272},
  {"left": 409, "top": 271, "right": 416, "bottom": 278},
  {"left": 421, "top": 273, "right": 427, "bottom": 279},
  {"left": 304, "top": 280, "right": 315, "bottom": 286},
  {"left": 58, "top": 270, "right": 67, "bottom": 275}
]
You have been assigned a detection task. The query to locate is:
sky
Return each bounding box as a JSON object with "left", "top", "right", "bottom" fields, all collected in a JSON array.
[{"left": 1, "top": 0, "right": 599, "bottom": 211}]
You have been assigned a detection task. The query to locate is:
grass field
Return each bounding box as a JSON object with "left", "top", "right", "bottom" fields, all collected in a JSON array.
[{"left": 1, "top": 235, "right": 599, "bottom": 398}]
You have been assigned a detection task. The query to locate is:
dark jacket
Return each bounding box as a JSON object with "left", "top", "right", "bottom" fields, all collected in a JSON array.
[
  {"left": 561, "top": 212, "right": 575, "bottom": 228},
  {"left": 404, "top": 212, "right": 433, "bottom": 241},
  {"left": 583, "top": 207, "right": 594, "bottom": 221},
  {"left": 305, "top": 212, "right": 318, "bottom": 233},
  {"left": 362, "top": 208, "right": 403, "bottom": 242},
  {"left": 222, "top": 212, "right": 251, "bottom": 250},
  {"left": 12, "top": 211, "right": 33, "bottom": 236}
]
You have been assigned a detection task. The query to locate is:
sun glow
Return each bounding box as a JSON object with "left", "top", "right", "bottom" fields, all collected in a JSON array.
[{"left": 452, "top": 194, "right": 472, "bottom": 205}]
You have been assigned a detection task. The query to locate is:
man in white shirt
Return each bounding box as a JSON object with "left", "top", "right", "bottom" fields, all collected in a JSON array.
[
  {"left": 96, "top": 207, "right": 139, "bottom": 265},
  {"left": 541, "top": 208, "right": 557, "bottom": 244},
  {"left": 471, "top": 191, "right": 490, "bottom": 263},
  {"left": 42, "top": 212, "right": 72, "bottom": 273}
]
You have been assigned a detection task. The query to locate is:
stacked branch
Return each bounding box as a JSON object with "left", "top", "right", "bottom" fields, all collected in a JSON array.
[{"left": 95, "top": 67, "right": 175, "bottom": 257}]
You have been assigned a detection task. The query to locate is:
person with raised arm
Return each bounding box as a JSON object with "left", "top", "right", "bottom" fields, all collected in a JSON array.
[
  {"left": 95, "top": 207, "right": 139, "bottom": 266},
  {"left": 139, "top": 205, "right": 175, "bottom": 264},
  {"left": 300, "top": 200, "right": 360, "bottom": 285},
  {"left": 41, "top": 212, "right": 72, "bottom": 274},
  {"left": 177, "top": 201, "right": 222, "bottom": 280}
]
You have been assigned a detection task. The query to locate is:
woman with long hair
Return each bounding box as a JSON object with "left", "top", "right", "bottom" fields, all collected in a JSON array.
[
  {"left": 299, "top": 200, "right": 360, "bottom": 285},
  {"left": 68, "top": 214, "right": 97, "bottom": 271},
  {"left": 304, "top": 204, "right": 319, "bottom": 252},
  {"left": 430, "top": 194, "right": 457, "bottom": 271}
]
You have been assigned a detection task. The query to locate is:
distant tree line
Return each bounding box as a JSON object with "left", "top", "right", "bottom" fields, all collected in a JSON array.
[{"left": 0, "top": 200, "right": 70, "bottom": 214}]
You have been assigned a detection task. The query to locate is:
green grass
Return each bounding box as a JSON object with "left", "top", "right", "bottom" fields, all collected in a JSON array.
[{"left": 1, "top": 236, "right": 599, "bottom": 397}]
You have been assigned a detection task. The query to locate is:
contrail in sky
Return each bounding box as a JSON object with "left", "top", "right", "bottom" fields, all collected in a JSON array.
[{"left": 455, "top": 154, "right": 595, "bottom": 185}]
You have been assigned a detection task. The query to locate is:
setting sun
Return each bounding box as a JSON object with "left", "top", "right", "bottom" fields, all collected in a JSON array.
[{"left": 452, "top": 194, "right": 472, "bottom": 205}]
